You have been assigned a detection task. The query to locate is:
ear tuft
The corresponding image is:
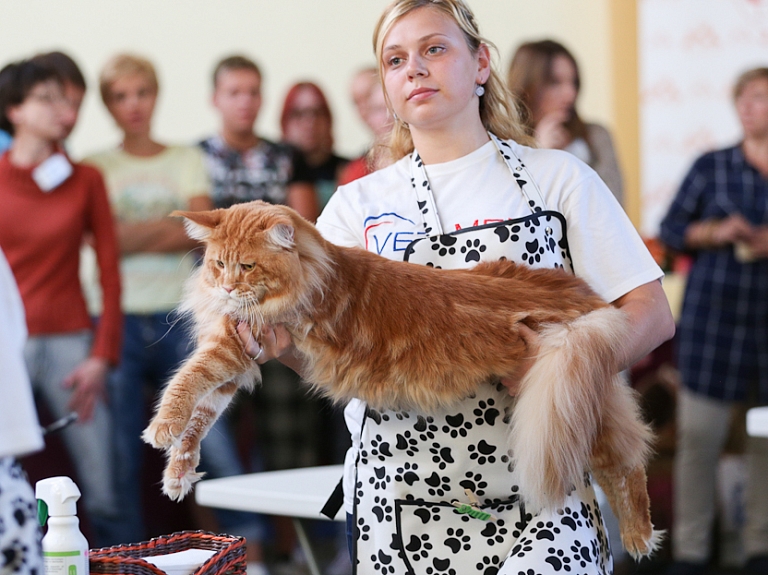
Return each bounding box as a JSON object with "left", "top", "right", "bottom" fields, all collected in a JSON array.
[
  {"left": 266, "top": 223, "right": 295, "bottom": 250},
  {"left": 171, "top": 210, "right": 222, "bottom": 241}
]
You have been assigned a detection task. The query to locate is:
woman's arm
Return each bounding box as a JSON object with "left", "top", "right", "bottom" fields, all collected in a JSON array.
[
  {"left": 118, "top": 195, "right": 213, "bottom": 254},
  {"left": 287, "top": 181, "right": 320, "bottom": 222},
  {"left": 611, "top": 279, "right": 675, "bottom": 370},
  {"left": 237, "top": 322, "right": 308, "bottom": 377}
]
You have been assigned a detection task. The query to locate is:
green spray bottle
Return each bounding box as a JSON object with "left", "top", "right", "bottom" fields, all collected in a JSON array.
[{"left": 36, "top": 477, "right": 89, "bottom": 575}]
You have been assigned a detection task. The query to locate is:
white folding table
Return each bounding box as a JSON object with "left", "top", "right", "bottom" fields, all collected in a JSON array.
[{"left": 195, "top": 465, "right": 344, "bottom": 575}]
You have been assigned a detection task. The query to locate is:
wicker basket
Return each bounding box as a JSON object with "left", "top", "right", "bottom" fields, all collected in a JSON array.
[{"left": 89, "top": 531, "right": 246, "bottom": 575}]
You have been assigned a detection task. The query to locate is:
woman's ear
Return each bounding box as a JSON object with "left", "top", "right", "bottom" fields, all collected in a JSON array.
[
  {"left": 171, "top": 209, "right": 222, "bottom": 241},
  {"left": 476, "top": 43, "right": 492, "bottom": 86}
]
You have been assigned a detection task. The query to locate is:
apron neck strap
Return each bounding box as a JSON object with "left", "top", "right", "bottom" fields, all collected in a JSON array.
[{"left": 409, "top": 133, "right": 547, "bottom": 237}]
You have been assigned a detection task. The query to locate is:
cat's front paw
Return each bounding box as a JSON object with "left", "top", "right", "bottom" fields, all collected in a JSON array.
[
  {"left": 142, "top": 417, "right": 185, "bottom": 450},
  {"left": 162, "top": 450, "right": 204, "bottom": 501}
]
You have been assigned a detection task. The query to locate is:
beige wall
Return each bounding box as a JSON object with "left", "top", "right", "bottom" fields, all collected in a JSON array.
[{"left": 2, "top": 0, "right": 614, "bottom": 161}]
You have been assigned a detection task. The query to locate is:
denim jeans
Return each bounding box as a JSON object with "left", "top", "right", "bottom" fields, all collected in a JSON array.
[
  {"left": 109, "top": 312, "right": 264, "bottom": 544},
  {"left": 24, "top": 331, "right": 121, "bottom": 547}
]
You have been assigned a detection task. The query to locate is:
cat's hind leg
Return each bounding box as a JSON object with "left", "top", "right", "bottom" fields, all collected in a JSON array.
[
  {"left": 162, "top": 380, "right": 242, "bottom": 501},
  {"left": 590, "top": 376, "right": 660, "bottom": 559}
]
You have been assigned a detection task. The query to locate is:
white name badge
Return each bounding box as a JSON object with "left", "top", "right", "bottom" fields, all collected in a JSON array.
[{"left": 32, "top": 153, "right": 73, "bottom": 192}]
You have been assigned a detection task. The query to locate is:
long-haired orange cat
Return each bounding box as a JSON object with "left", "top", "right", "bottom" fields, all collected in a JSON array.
[{"left": 143, "top": 200, "right": 660, "bottom": 558}]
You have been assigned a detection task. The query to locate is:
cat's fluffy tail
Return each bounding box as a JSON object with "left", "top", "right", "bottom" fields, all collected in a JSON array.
[{"left": 509, "top": 305, "right": 637, "bottom": 511}]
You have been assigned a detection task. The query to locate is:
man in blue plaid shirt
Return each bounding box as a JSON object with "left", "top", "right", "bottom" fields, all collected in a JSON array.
[{"left": 660, "top": 67, "right": 768, "bottom": 575}]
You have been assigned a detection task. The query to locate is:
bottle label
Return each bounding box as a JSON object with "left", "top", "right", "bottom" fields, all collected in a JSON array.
[{"left": 44, "top": 550, "right": 89, "bottom": 575}]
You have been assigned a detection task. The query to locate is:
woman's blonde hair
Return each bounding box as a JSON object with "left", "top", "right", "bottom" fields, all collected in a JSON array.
[
  {"left": 372, "top": 0, "right": 532, "bottom": 160},
  {"left": 733, "top": 67, "right": 768, "bottom": 100},
  {"left": 99, "top": 53, "right": 158, "bottom": 105}
]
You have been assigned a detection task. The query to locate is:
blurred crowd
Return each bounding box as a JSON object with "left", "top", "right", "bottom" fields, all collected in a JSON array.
[{"left": 0, "top": 37, "right": 766, "bottom": 575}]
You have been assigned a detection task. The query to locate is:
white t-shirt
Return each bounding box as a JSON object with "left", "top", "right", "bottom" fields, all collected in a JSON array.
[
  {"left": 0, "top": 248, "right": 43, "bottom": 458},
  {"left": 315, "top": 138, "right": 662, "bottom": 513}
]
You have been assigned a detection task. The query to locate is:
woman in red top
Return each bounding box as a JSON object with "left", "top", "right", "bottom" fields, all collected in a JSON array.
[{"left": 0, "top": 58, "right": 123, "bottom": 547}]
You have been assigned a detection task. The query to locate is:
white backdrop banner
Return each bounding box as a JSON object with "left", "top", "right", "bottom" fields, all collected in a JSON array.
[{"left": 639, "top": 0, "right": 768, "bottom": 236}]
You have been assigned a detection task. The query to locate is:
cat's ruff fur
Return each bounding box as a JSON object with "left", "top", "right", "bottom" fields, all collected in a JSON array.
[{"left": 142, "top": 200, "right": 658, "bottom": 558}]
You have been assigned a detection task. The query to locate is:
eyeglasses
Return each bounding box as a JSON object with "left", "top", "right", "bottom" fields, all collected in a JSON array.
[{"left": 27, "top": 91, "right": 67, "bottom": 106}]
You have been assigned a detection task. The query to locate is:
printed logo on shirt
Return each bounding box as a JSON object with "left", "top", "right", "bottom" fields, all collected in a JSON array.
[
  {"left": 364, "top": 213, "right": 424, "bottom": 257},
  {"left": 453, "top": 218, "right": 505, "bottom": 232}
]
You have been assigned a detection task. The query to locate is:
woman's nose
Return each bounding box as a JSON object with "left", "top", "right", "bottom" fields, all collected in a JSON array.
[{"left": 406, "top": 55, "right": 427, "bottom": 79}]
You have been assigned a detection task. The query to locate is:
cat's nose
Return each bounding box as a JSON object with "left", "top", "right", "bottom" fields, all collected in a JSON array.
[{"left": 223, "top": 285, "right": 235, "bottom": 293}]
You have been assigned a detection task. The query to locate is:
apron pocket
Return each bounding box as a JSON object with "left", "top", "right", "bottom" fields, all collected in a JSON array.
[{"left": 395, "top": 497, "right": 523, "bottom": 575}]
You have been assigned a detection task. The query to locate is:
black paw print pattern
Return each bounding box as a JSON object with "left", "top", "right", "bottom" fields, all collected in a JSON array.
[
  {"left": 460, "top": 238, "right": 487, "bottom": 263},
  {"left": 477, "top": 555, "right": 501, "bottom": 575},
  {"left": 425, "top": 472, "right": 451, "bottom": 497},
  {"left": 509, "top": 535, "right": 534, "bottom": 558},
  {"left": 468, "top": 440, "right": 498, "bottom": 465},
  {"left": 414, "top": 505, "right": 442, "bottom": 525},
  {"left": 442, "top": 412, "right": 473, "bottom": 438},
  {"left": 369, "top": 466, "right": 391, "bottom": 490},
  {"left": 481, "top": 519, "right": 509, "bottom": 546},
  {"left": 444, "top": 528, "right": 472, "bottom": 553},
  {"left": 529, "top": 520, "right": 562, "bottom": 541},
  {"left": 473, "top": 399, "right": 500, "bottom": 426},
  {"left": 521, "top": 238, "right": 545, "bottom": 265},
  {"left": 395, "top": 430, "right": 419, "bottom": 456},
  {"left": 372, "top": 495, "right": 393, "bottom": 523},
  {"left": 356, "top": 516, "right": 371, "bottom": 542},
  {"left": 559, "top": 506, "right": 585, "bottom": 531},
  {"left": 429, "top": 234, "right": 459, "bottom": 257},
  {"left": 570, "top": 540, "right": 593, "bottom": 569},
  {"left": 369, "top": 434, "right": 393, "bottom": 461},
  {"left": 459, "top": 471, "right": 488, "bottom": 497},
  {"left": 544, "top": 546, "right": 572, "bottom": 572},
  {"left": 394, "top": 462, "right": 420, "bottom": 486},
  {"left": 429, "top": 443, "right": 454, "bottom": 470},
  {"left": 405, "top": 532, "right": 433, "bottom": 561},
  {"left": 370, "top": 549, "right": 396, "bottom": 575},
  {"left": 414, "top": 415, "right": 438, "bottom": 441},
  {"left": 425, "top": 557, "right": 456, "bottom": 575},
  {"left": 493, "top": 224, "right": 521, "bottom": 244}
]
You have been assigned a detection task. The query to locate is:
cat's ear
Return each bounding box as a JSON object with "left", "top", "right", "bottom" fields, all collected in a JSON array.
[
  {"left": 265, "top": 221, "right": 295, "bottom": 250},
  {"left": 171, "top": 210, "right": 222, "bottom": 241}
]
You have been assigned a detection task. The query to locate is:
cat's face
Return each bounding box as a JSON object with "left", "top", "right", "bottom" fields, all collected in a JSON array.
[{"left": 175, "top": 202, "right": 303, "bottom": 318}]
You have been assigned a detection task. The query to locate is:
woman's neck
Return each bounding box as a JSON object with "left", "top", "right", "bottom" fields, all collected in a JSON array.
[
  {"left": 742, "top": 136, "right": 768, "bottom": 178},
  {"left": 8, "top": 132, "right": 56, "bottom": 168},
  {"left": 121, "top": 132, "right": 165, "bottom": 157},
  {"left": 409, "top": 119, "right": 489, "bottom": 164},
  {"left": 303, "top": 147, "right": 331, "bottom": 168},
  {"left": 221, "top": 128, "right": 259, "bottom": 152}
]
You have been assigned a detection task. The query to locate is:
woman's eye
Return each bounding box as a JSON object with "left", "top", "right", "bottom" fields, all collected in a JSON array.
[
  {"left": 388, "top": 56, "right": 403, "bottom": 67},
  {"left": 427, "top": 46, "right": 444, "bottom": 55},
  {"left": 240, "top": 263, "right": 255, "bottom": 271},
  {"left": 215, "top": 260, "right": 224, "bottom": 268}
]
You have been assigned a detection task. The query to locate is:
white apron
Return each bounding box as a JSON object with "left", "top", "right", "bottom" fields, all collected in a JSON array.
[{"left": 351, "top": 134, "right": 612, "bottom": 575}]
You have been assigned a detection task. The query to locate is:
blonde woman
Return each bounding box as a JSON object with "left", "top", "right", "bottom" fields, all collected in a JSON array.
[{"left": 242, "top": 1, "right": 673, "bottom": 572}]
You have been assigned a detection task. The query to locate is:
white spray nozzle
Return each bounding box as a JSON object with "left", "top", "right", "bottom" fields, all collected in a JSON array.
[{"left": 36, "top": 476, "right": 81, "bottom": 524}]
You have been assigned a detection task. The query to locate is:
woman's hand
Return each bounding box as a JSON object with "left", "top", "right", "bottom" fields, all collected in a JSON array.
[
  {"left": 237, "top": 322, "right": 294, "bottom": 364},
  {"left": 500, "top": 324, "right": 539, "bottom": 396},
  {"left": 62, "top": 357, "right": 109, "bottom": 422},
  {"left": 534, "top": 110, "right": 570, "bottom": 150}
]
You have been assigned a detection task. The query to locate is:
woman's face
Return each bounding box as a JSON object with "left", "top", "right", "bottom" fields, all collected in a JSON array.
[
  {"left": 105, "top": 73, "right": 157, "bottom": 136},
  {"left": 282, "top": 87, "right": 331, "bottom": 155},
  {"left": 7, "top": 79, "right": 68, "bottom": 143},
  {"left": 380, "top": 7, "right": 489, "bottom": 133},
  {"left": 736, "top": 77, "right": 768, "bottom": 140},
  {"left": 534, "top": 54, "right": 578, "bottom": 123}
]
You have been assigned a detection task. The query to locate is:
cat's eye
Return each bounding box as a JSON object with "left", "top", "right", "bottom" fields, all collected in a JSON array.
[
  {"left": 240, "top": 263, "right": 255, "bottom": 271},
  {"left": 215, "top": 260, "right": 224, "bottom": 268}
]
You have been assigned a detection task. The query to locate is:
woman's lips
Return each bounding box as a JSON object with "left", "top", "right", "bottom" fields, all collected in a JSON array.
[{"left": 408, "top": 87, "right": 437, "bottom": 100}]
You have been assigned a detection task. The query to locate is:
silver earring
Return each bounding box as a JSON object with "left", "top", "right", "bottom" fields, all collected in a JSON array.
[{"left": 475, "top": 84, "right": 485, "bottom": 97}]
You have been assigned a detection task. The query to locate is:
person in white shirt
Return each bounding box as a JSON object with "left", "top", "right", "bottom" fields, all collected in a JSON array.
[{"left": 240, "top": 1, "right": 674, "bottom": 572}]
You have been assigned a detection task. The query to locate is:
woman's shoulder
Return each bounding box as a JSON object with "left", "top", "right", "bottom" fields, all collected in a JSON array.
[{"left": 505, "top": 138, "right": 597, "bottom": 181}]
